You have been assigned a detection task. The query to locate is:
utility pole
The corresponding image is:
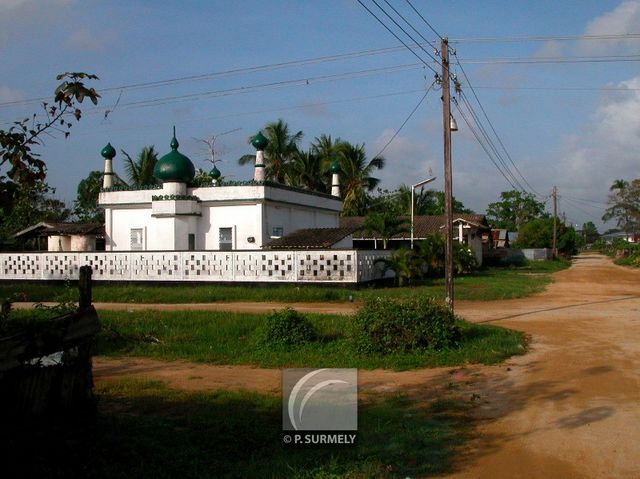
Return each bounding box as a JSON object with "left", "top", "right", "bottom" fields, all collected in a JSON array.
[
  {"left": 552, "top": 186, "right": 558, "bottom": 259},
  {"left": 441, "top": 37, "right": 454, "bottom": 310}
]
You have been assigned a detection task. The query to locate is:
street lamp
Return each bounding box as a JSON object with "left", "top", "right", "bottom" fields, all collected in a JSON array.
[{"left": 411, "top": 176, "right": 437, "bottom": 249}]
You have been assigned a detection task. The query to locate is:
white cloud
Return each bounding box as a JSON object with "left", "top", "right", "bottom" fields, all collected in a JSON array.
[
  {"left": 66, "top": 26, "right": 115, "bottom": 52},
  {"left": 372, "top": 128, "right": 437, "bottom": 189},
  {"left": 579, "top": 0, "right": 640, "bottom": 54},
  {"left": 0, "top": 85, "right": 24, "bottom": 102}
]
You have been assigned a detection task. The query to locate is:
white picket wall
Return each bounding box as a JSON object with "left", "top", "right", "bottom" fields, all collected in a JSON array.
[{"left": 0, "top": 250, "right": 393, "bottom": 283}]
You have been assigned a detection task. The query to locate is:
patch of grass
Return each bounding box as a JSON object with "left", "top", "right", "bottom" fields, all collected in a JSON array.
[
  {"left": 0, "top": 259, "right": 569, "bottom": 305},
  {"left": 2, "top": 378, "right": 472, "bottom": 478},
  {"left": 96, "top": 310, "right": 525, "bottom": 370}
]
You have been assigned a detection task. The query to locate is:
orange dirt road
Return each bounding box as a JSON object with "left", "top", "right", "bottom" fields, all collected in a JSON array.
[{"left": 93, "top": 254, "right": 640, "bottom": 478}]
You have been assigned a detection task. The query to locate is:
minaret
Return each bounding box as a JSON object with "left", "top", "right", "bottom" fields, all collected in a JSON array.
[
  {"left": 251, "top": 131, "right": 269, "bottom": 182},
  {"left": 330, "top": 160, "right": 341, "bottom": 197},
  {"left": 101, "top": 143, "right": 116, "bottom": 188}
]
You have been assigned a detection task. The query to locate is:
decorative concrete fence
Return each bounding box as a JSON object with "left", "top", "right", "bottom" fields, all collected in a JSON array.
[{"left": 0, "top": 250, "right": 393, "bottom": 284}]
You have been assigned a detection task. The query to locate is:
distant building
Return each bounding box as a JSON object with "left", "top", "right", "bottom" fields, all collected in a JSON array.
[{"left": 12, "top": 222, "right": 104, "bottom": 252}]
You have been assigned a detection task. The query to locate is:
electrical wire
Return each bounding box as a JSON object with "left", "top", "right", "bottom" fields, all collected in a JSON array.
[
  {"left": 356, "top": 0, "right": 440, "bottom": 77},
  {"left": 381, "top": 0, "right": 439, "bottom": 54},
  {"left": 405, "top": 0, "right": 443, "bottom": 41},
  {"left": 453, "top": 51, "right": 542, "bottom": 197},
  {"left": 452, "top": 97, "right": 520, "bottom": 190},
  {"left": 373, "top": 81, "right": 436, "bottom": 158},
  {"left": 451, "top": 33, "right": 640, "bottom": 44}
]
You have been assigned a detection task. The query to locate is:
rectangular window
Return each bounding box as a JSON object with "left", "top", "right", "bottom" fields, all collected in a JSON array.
[
  {"left": 188, "top": 234, "right": 195, "bottom": 251},
  {"left": 271, "top": 226, "right": 284, "bottom": 238},
  {"left": 219, "top": 227, "right": 233, "bottom": 251},
  {"left": 130, "top": 228, "right": 143, "bottom": 250}
]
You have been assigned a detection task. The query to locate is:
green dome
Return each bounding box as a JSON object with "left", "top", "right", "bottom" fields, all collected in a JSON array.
[
  {"left": 101, "top": 142, "right": 116, "bottom": 159},
  {"left": 209, "top": 165, "right": 221, "bottom": 180},
  {"left": 329, "top": 160, "right": 341, "bottom": 174},
  {"left": 251, "top": 131, "right": 269, "bottom": 150},
  {"left": 153, "top": 131, "right": 195, "bottom": 183}
]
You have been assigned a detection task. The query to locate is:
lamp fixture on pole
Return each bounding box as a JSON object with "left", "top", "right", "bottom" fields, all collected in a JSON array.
[{"left": 411, "top": 176, "right": 437, "bottom": 249}]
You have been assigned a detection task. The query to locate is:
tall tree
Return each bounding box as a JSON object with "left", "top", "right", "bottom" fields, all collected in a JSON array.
[
  {"left": 368, "top": 186, "right": 472, "bottom": 216},
  {"left": 360, "top": 211, "right": 409, "bottom": 249},
  {"left": 602, "top": 178, "right": 639, "bottom": 234},
  {"left": 486, "top": 190, "right": 547, "bottom": 230},
  {"left": 338, "top": 142, "right": 384, "bottom": 216},
  {"left": 516, "top": 217, "right": 579, "bottom": 255},
  {"left": 238, "top": 119, "right": 303, "bottom": 183},
  {"left": 286, "top": 150, "right": 327, "bottom": 192},
  {"left": 0, "top": 72, "right": 99, "bottom": 216},
  {"left": 74, "top": 170, "right": 105, "bottom": 223},
  {"left": 121, "top": 146, "right": 160, "bottom": 187},
  {"left": 581, "top": 221, "right": 600, "bottom": 244}
]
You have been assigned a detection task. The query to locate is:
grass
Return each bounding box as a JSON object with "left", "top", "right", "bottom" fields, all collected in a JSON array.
[
  {"left": 0, "top": 259, "right": 570, "bottom": 304},
  {"left": 95, "top": 310, "right": 526, "bottom": 370},
  {"left": 3, "top": 378, "right": 472, "bottom": 478}
]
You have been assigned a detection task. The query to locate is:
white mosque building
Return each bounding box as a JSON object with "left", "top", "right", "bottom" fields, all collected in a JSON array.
[{"left": 98, "top": 130, "right": 344, "bottom": 252}]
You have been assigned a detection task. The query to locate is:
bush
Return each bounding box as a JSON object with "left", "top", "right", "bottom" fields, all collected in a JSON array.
[
  {"left": 350, "top": 297, "right": 460, "bottom": 355},
  {"left": 254, "top": 308, "right": 317, "bottom": 349}
]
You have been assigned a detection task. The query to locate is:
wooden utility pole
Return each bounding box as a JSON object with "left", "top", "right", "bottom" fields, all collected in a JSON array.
[
  {"left": 441, "top": 37, "right": 454, "bottom": 310},
  {"left": 552, "top": 186, "right": 558, "bottom": 259}
]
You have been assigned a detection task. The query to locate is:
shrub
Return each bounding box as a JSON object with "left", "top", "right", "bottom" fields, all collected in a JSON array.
[
  {"left": 254, "top": 307, "right": 317, "bottom": 349},
  {"left": 350, "top": 297, "right": 460, "bottom": 355}
]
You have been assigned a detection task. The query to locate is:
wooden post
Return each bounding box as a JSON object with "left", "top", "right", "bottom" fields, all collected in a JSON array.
[
  {"left": 442, "top": 37, "right": 454, "bottom": 311},
  {"left": 79, "top": 266, "right": 92, "bottom": 310},
  {"left": 552, "top": 186, "right": 558, "bottom": 259}
]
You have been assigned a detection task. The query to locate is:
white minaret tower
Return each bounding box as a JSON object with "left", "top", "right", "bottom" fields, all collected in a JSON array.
[
  {"left": 330, "top": 160, "right": 341, "bottom": 197},
  {"left": 251, "top": 131, "right": 268, "bottom": 182},
  {"left": 101, "top": 143, "right": 116, "bottom": 188}
]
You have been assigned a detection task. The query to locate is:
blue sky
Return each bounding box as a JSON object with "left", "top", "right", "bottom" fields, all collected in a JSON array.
[{"left": 2, "top": 0, "right": 640, "bottom": 230}]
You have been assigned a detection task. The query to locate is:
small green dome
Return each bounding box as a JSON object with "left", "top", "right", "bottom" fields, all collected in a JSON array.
[
  {"left": 251, "top": 131, "right": 269, "bottom": 150},
  {"left": 101, "top": 142, "right": 116, "bottom": 159},
  {"left": 153, "top": 130, "right": 195, "bottom": 183},
  {"left": 209, "top": 165, "right": 221, "bottom": 180},
  {"left": 330, "top": 160, "right": 341, "bottom": 174}
]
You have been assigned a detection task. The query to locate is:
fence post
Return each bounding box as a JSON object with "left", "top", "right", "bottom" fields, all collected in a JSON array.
[{"left": 79, "top": 265, "right": 92, "bottom": 310}]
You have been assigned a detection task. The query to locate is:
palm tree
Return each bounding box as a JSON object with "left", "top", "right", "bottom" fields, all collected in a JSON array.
[
  {"left": 121, "top": 146, "right": 159, "bottom": 187},
  {"left": 338, "top": 142, "right": 385, "bottom": 216},
  {"left": 374, "top": 248, "right": 419, "bottom": 286},
  {"left": 238, "top": 119, "right": 303, "bottom": 183},
  {"left": 286, "top": 150, "right": 327, "bottom": 192},
  {"left": 360, "top": 211, "right": 409, "bottom": 249}
]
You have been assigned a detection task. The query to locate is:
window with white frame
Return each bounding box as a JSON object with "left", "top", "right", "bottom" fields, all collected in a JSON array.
[
  {"left": 219, "top": 227, "right": 233, "bottom": 251},
  {"left": 271, "top": 226, "right": 284, "bottom": 238},
  {"left": 130, "top": 228, "right": 144, "bottom": 250}
]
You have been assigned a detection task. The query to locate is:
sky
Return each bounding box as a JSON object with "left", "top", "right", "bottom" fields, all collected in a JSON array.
[{"left": 2, "top": 0, "right": 640, "bottom": 231}]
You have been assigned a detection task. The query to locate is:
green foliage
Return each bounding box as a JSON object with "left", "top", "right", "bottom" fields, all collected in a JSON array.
[
  {"left": 96, "top": 309, "right": 525, "bottom": 369},
  {"left": 602, "top": 178, "right": 640, "bottom": 234},
  {"left": 368, "top": 186, "right": 473, "bottom": 216},
  {"left": 121, "top": 145, "right": 160, "bottom": 187},
  {"left": 581, "top": 221, "right": 600, "bottom": 244},
  {"left": 0, "top": 73, "right": 99, "bottom": 215},
  {"left": 73, "top": 170, "right": 104, "bottom": 223},
  {"left": 486, "top": 190, "right": 547, "bottom": 230},
  {"left": 0, "top": 182, "right": 72, "bottom": 247},
  {"left": 254, "top": 307, "right": 317, "bottom": 349},
  {"left": 360, "top": 210, "right": 409, "bottom": 249},
  {"left": 350, "top": 296, "right": 460, "bottom": 355},
  {"left": 516, "top": 217, "right": 579, "bottom": 255}
]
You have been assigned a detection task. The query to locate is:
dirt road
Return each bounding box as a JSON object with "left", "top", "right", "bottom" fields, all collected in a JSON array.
[{"left": 93, "top": 254, "right": 640, "bottom": 478}]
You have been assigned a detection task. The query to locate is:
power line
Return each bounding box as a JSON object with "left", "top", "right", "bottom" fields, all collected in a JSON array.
[
  {"left": 453, "top": 52, "right": 542, "bottom": 197},
  {"left": 451, "top": 33, "right": 640, "bottom": 44},
  {"left": 373, "top": 81, "right": 436, "bottom": 158},
  {"left": 452, "top": 97, "right": 519, "bottom": 190},
  {"left": 381, "top": 0, "right": 439, "bottom": 53},
  {"left": 456, "top": 90, "right": 527, "bottom": 191},
  {"left": 405, "top": 0, "right": 443, "bottom": 41},
  {"left": 356, "top": 0, "right": 440, "bottom": 77}
]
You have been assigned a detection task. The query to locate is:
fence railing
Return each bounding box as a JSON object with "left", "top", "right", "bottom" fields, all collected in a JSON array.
[{"left": 0, "top": 250, "right": 393, "bottom": 283}]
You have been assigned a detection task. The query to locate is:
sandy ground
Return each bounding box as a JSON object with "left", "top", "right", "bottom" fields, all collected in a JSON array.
[{"left": 91, "top": 254, "right": 640, "bottom": 478}]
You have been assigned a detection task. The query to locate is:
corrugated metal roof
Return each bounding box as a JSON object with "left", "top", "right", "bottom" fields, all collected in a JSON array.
[{"left": 263, "top": 227, "right": 355, "bottom": 249}]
